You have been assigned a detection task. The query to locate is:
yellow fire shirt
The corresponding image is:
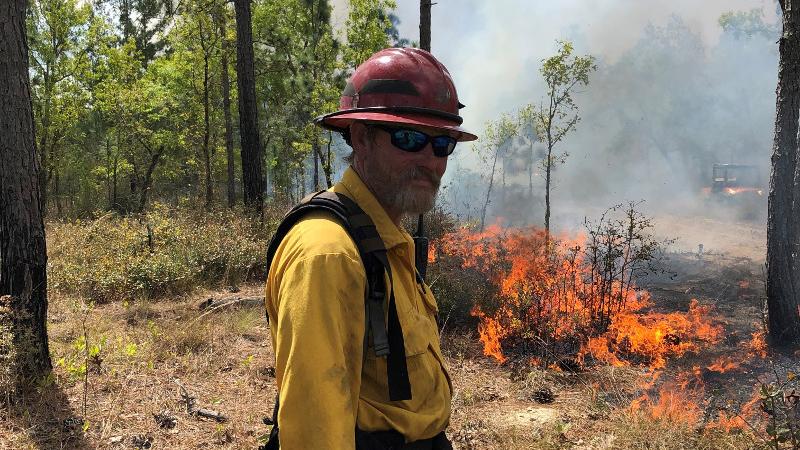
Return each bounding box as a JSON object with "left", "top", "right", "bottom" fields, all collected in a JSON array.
[{"left": 265, "top": 167, "right": 453, "bottom": 450}]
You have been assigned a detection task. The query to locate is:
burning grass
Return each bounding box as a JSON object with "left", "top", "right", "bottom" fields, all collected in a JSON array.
[
  {"left": 430, "top": 203, "right": 705, "bottom": 370},
  {"left": 429, "top": 207, "right": 786, "bottom": 447}
]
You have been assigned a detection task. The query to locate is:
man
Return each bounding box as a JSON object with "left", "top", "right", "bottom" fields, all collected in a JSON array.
[{"left": 265, "top": 47, "right": 477, "bottom": 450}]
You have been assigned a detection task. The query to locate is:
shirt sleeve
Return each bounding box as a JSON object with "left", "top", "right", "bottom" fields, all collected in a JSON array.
[{"left": 270, "top": 247, "right": 367, "bottom": 450}]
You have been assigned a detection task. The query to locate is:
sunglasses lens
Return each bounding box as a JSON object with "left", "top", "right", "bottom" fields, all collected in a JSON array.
[
  {"left": 431, "top": 136, "right": 457, "bottom": 156},
  {"left": 391, "top": 129, "right": 428, "bottom": 151}
]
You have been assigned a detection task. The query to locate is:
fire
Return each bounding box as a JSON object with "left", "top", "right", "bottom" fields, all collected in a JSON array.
[
  {"left": 631, "top": 366, "right": 765, "bottom": 431},
  {"left": 724, "top": 187, "right": 763, "bottom": 196},
  {"left": 433, "top": 222, "right": 773, "bottom": 434},
  {"left": 471, "top": 306, "right": 507, "bottom": 363},
  {"left": 707, "top": 356, "right": 740, "bottom": 373},
  {"left": 747, "top": 329, "right": 768, "bottom": 359},
  {"left": 427, "top": 242, "right": 437, "bottom": 264},
  {"left": 707, "top": 390, "right": 762, "bottom": 432},
  {"left": 630, "top": 369, "right": 704, "bottom": 425},
  {"left": 434, "top": 223, "right": 722, "bottom": 368},
  {"left": 579, "top": 299, "right": 722, "bottom": 369}
]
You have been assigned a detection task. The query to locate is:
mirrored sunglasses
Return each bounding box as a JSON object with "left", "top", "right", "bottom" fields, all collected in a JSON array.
[{"left": 375, "top": 125, "right": 457, "bottom": 157}]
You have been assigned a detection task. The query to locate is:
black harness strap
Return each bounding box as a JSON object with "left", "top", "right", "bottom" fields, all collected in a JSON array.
[{"left": 262, "top": 190, "right": 412, "bottom": 449}]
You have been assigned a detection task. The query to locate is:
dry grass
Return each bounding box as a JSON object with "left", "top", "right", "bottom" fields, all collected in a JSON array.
[
  {"left": 0, "top": 287, "right": 769, "bottom": 449},
  {"left": 1, "top": 286, "right": 275, "bottom": 449}
]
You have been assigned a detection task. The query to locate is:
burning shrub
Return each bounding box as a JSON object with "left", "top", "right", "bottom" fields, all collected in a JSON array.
[{"left": 429, "top": 202, "right": 721, "bottom": 369}]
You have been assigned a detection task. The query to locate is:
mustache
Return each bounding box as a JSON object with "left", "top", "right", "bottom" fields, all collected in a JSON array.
[{"left": 406, "top": 167, "right": 441, "bottom": 189}]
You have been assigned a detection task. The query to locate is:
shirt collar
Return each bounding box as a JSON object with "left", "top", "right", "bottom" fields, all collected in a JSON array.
[{"left": 333, "top": 167, "right": 410, "bottom": 249}]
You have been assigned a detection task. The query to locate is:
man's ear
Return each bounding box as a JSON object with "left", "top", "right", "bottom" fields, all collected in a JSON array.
[{"left": 350, "top": 122, "right": 369, "bottom": 154}]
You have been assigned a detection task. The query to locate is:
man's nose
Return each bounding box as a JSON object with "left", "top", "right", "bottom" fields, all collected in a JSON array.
[{"left": 418, "top": 143, "right": 448, "bottom": 175}]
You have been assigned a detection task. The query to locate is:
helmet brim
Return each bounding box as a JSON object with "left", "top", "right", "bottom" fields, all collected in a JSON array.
[{"left": 315, "top": 110, "right": 478, "bottom": 142}]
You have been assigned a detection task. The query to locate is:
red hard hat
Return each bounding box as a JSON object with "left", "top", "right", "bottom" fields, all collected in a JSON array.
[{"left": 314, "top": 48, "right": 477, "bottom": 142}]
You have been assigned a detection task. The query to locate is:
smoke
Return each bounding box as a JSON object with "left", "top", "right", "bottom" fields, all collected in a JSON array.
[{"left": 328, "top": 0, "right": 780, "bottom": 235}]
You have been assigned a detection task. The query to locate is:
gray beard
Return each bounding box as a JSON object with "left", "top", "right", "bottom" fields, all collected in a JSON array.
[{"left": 368, "top": 166, "right": 441, "bottom": 217}]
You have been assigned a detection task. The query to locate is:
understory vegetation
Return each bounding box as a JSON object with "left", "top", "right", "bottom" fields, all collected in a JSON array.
[{"left": 48, "top": 205, "right": 279, "bottom": 303}]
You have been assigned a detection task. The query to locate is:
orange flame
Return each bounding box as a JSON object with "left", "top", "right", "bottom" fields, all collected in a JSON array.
[
  {"left": 427, "top": 242, "right": 437, "bottom": 264},
  {"left": 706, "top": 356, "right": 740, "bottom": 373},
  {"left": 630, "top": 369, "right": 704, "bottom": 425},
  {"left": 471, "top": 305, "right": 507, "bottom": 363},
  {"left": 579, "top": 299, "right": 723, "bottom": 369},
  {"left": 748, "top": 329, "right": 768, "bottom": 359}
]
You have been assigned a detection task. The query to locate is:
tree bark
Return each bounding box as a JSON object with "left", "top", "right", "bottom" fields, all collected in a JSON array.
[
  {"left": 313, "top": 142, "right": 320, "bottom": 190},
  {"left": 199, "top": 19, "right": 213, "bottom": 210},
  {"left": 545, "top": 143, "right": 552, "bottom": 239},
  {"left": 480, "top": 146, "right": 501, "bottom": 232},
  {"left": 138, "top": 146, "right": 164, "bottom": 213},
  {"left": 767, "top": 0, "right": 800, "bottom": 345},
  {"left": 233, "top": 0, "right": 264, "bottom": 212},
  {"left": 419, "top": 0, "right": 431, "bottom": 52},
  {"left": 0, "top": 0, "right": 53, "bottom": 384},
  {"left": 218, "top": 10, "right": 236, "bottom": 208}
]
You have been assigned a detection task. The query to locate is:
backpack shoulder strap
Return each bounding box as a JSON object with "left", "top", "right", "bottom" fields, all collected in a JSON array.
[{"left": 262, "top": 190, "right": 412, "bottom": 447}]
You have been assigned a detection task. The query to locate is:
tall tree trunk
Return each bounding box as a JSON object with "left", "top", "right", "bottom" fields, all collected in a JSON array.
[
  {"left": 419, "top": 0, "right": 431, "bottom": 52},
  {"left": 54, "top": 169, "right": 62, "bottom": 216},
  {"left": 137, "top": 147, "right": 164, "bottom": 213},
  {"left": 528, "top": 144, "right": 534, "bottom": 200},
  {"left": 38, "top": 77, "right": 51, "bottom": 214},
  {"left": 112, "top": 152, "right": 118, "bottom": 211},
  {"left": 219, "top": 11, "right": 236, "bottom": 208},
  {"left": 233, "top": 0, "right": 264, "bottom": 212},
  {"left": 767, "top": 0, "right": 800, "bottom": 345},
  {"left": 313, "top": 141, "right": 320, "bottom": 190},
  {"left": 0, "top": 0, "right": 53, "bottom": 385},
  {"left": 324, "top": 131, "right": 333, "bottom": 188},
  {"left": 480, "top": 147, "right": 501, "bottom": 232},
  {"left": 200, "top": 20, "right": 213, "bottom": 210},
  {"left": 315, "top": 140, "right": 333, "bottom": 188},
  {"left": 545, "top": 143, "right": 552, "bottom": 239}
]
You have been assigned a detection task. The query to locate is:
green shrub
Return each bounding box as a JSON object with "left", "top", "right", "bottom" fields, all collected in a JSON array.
[{"left": 48, "top": 204, "right": 277, "bottom": 302}]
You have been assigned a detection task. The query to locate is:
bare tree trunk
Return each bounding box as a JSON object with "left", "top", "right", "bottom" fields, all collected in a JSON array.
[
  {"left": 529, "top": 144, "right": 534, "bottom": 200},
  {"left": 313, "top": 141, "right": 320, "bottom": 190},
  {"left": 0, "top": 0, "right": 53, "bottom": 385},
  {"left": 419, "top": 0, "right": 431, "bottom": 52},
  {"left": 314, "top": 143, "right": 333, "bottom": 188},
  {"left": 545, "top": 143, "right": 552, "bottom": 239},
  {"left": 133, "top": 145, "right": 164, "bottom": 214},
  {"left": 200, "top": 19, "right": 213, "bottom": 210},
  {"left": 112, "top": 151, "right": 118, "bottom": 211},
  {"left": 233, "top": 0, "right": 264, "bottom": 212},
  {"left": 219, "top": 10, "right": 236, "bottom": 208},
  {"left": 38, "top": 77, "right": 51, "bottom": 214},
  {"left": 480, "top": 147, "right": 501, "bottom": 232},
  {"left": 324, "top": 132, "right": 333, "bottom": 188},
  {"left": 767, "top": 0, "right": 800, "bottom": 345},
  {"left": 54, "top": 169, "right": 62, "bottom": 216}
]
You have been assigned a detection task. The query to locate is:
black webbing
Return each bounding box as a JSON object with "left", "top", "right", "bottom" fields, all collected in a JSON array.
[
  {"left": 373, "top": 250, "right": 412, "bottom": 401},
  {"left": 265, "top": 190, "right": 412, "bottom": 403}
]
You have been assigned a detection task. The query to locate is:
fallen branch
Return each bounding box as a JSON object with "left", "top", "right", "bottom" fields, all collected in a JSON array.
[
  {"left": 173, "top": 379, "right": 228, "bottom": 423},
  {"left": 189, "top": 296, "right": 264, "bottom": 329},
  {"left": 197, "top": 296, "right": 263, "bottom": 311},
  {"left": 195, "top": 408, "right": 228, "bottom": 422}
]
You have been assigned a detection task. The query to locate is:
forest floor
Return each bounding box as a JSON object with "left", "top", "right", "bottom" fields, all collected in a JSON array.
[{"left": 1, "top": 211, "right": 794, "bottom": 449}]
